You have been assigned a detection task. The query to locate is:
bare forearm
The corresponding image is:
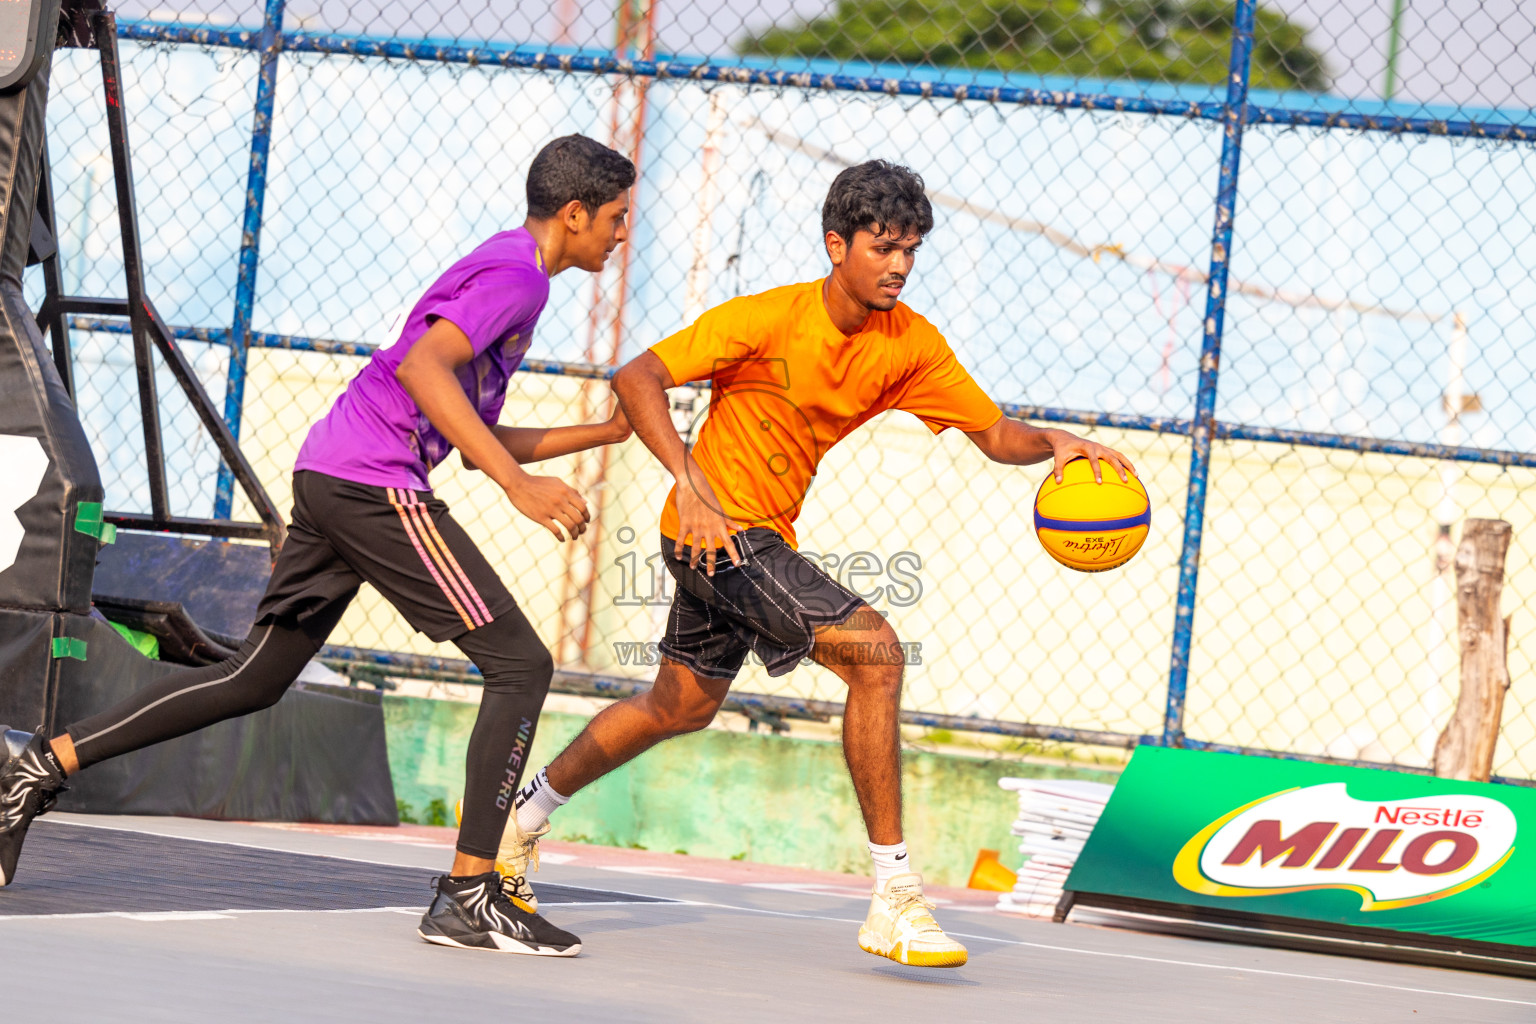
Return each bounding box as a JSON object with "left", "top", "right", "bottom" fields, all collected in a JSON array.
[
  {"left": 616, "top": 351, "right": 741, "bottom": 569},
  {"left": 471, "top": 421, "right": 626, "bottom": 468},
  {"left": 393, "top": 319, "right": 592, "bottom": 541},
  {"left": 969, "top": 418, "right": 1058, "bottom": 465},
  {"left": 968, "top": 415, "right": 1137, "bottom": 482},
  {"left": 613, "top": 354, "right": 689, "bottom": 479}
]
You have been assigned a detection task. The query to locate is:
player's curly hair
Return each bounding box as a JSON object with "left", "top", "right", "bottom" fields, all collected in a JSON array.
[
  {"left": 526, "top": 134, "right": 636, "bottom": 220},
  {"left": 821, "top": 160, "right": 934, "bottom": 245}
]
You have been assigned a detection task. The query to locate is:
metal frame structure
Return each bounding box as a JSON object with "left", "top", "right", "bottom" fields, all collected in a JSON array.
[
  {"left": 36, "top": 5, "right": 285, "bottom": 548},
  {"left": 61, "top": 11, "right": 1536, "bottom": 774}
]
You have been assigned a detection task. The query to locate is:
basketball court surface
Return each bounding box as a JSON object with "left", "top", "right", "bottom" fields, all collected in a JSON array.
[{"left": 3, "top": 814, "right": 1533, "bottom": 1022}]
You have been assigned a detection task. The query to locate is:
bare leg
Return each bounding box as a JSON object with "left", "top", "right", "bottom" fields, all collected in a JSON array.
[
  {"left": 811, "top": 606, "right": 905, "bottom": 846},
  {"left": 450, "top": 851, "right": 495, "bottom": 875},
  {"left": 544, "top": 659, "right": 730, "bottom": 796}
]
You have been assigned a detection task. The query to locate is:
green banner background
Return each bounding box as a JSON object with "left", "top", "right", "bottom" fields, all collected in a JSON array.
[{"left": 1067, "top": 747, "right": 1536, "bottom": 948}]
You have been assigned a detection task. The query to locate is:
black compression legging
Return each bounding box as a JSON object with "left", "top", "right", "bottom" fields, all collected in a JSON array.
[{"left": 65, "top": 601, "right": 552, "bottom": 859}]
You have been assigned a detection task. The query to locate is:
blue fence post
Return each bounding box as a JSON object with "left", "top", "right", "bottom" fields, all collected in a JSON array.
[
  {"left": 1162, "top": 0, "right": 1258, "bottom": 746},
  {"left": 214, "top": 0, "right": 286, "bottom": 521}
]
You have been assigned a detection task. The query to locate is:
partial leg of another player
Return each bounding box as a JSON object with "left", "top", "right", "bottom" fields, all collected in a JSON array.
[
  {"left": 810, "top": 607, "right": 968, "bottom": 969},
  {"left": 542, "top": 657, "right": 730, "bottom": 796},
  {"left": 504, "top": 657, "right": 730, "bottom": 908}
]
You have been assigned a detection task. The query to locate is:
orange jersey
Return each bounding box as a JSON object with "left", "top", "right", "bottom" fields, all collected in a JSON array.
[{"left": 651, "top": 280, "right": 1002, "bottom": 549}]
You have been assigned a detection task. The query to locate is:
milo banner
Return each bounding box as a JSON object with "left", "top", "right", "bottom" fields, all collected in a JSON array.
[{"left": 1066, "top": 747, "right": 1536, "bottom": 960}]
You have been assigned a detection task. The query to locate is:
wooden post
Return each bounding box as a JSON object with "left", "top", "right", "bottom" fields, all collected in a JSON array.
[{"left": 1432, "top": 518, "right": 1514, "bottom": 782}]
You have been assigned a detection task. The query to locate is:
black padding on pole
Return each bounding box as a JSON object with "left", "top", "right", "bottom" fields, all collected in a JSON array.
[
  {"left": 0, "top": 54, "right": 104, "bottom": 621},
  {"left": 0, "top": 51, "right": 106, "bottom": 735},
  {"left": 92, "top": 532, "right": 273, "bottom": 642},
  {"left": 0, "top": 609, "right": 54, "bottom": 730}
]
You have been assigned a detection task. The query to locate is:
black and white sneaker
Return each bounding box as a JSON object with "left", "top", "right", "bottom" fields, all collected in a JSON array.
[
  {"left": 0, "top": 727, "right": 69, "bottom": 886},
  {"left": 418, "top": 871, "right": 581, "bottom": 956}
]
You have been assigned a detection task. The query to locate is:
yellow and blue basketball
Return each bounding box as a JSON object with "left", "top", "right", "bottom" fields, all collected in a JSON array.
[{"left": 1033, "top": 457, "right": 1150, "bottom": 573}]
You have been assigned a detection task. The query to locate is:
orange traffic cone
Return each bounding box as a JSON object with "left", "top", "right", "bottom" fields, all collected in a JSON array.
[{"left": 966, "top": 848, "right": 1018, "bottom": 892}]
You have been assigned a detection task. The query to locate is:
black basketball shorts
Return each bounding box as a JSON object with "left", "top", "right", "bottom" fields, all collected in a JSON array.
[
  {"left": 657, "top": 527, "right": 864, "bottom": 680},
  {"left": 255, "top": 470, "right": 517, "bottom": 642}
]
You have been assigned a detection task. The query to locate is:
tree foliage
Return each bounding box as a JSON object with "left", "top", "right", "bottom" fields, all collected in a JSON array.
[{"left": 740, "top": 0, "right": 1330, "bottom": 93}]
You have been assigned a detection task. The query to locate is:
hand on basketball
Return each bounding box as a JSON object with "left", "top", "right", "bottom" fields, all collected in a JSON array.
[
  {"left": 1047, "top": 431, "right": 1137, "bottom": 485},
  {"left": 506, "top": 475, "right": 590, "bottom": 542},
  {"left": 675, "top": 461, "right": 743, "bottom": 576}
]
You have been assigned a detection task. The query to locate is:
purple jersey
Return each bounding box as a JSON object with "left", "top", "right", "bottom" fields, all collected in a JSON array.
[{"left": 295, "top": 228, "right": 548, "bottom": 491}]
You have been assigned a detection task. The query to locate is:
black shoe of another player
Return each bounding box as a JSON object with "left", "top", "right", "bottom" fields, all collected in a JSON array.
[
  {"left": 418, "top": 871, "right": 581, "bottom": 957},
  {"left": 0, "top": 727, "right": 69, "bottom": 886}
]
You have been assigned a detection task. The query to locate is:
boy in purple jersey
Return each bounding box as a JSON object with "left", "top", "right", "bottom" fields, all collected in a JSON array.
[{"left": 0, "top": 134, "right": 634, "bottom": 957}]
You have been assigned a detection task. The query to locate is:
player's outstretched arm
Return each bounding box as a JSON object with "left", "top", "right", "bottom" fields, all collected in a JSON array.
[
  {"left": 966, "top": 416, "right": 1136, "bottom": 484},
  {"left": 460, "top": 404, "right": 631, "bottom": 470},
  {"left": 612, "top": 350, "right": 742, "bottom": 575},
  {"left": 396, "top": 318, "right": 591, "bottom": 542}
]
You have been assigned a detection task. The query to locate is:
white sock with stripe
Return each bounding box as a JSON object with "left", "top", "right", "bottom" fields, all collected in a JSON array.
[
  {"left": 514, "top": 768, "right": 568, "bottom": 833},
  {"left": 869, "top": 841, "right": 911, "bottom": 890}
]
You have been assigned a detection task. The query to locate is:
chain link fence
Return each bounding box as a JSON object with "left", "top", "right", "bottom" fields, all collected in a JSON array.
[{"left": 29, "top": 0, "right": 1536, "bottom": 777}]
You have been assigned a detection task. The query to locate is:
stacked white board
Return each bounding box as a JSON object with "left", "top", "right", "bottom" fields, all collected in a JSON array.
[{"left": 996, "top": 778, "right": 1115, "bottom": 917}]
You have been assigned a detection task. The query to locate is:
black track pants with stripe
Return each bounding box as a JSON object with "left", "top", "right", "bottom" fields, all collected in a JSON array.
[
  {"left": 65, "top": 603, "right": 550, "bottom": 859},
  {"left": 66, "top": 602, "right": 347, "bottom": 770}
]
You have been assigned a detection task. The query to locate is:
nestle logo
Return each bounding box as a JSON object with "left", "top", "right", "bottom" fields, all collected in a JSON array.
[{"left": 1374, "top": 805, "right": 1483, "bottom": 828}]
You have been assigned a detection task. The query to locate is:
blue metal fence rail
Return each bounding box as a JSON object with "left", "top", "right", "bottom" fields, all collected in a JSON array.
[
  {"left": 78, "top": 13, "right": 1536, "bottom": 774},
  {"left": 1163, "top": 0, "right": 1256, "bottom": 747},
  {"left": 318, "top": 643, "right": 1150, "bottom": 748},
  {"left": 66, "top": 315, "right": 1536, "bottom": 473},
  {"left": 212, "top": 0, "right": 286, "bottom": 520},
  {"left": 113, "top": 20, "right": 1536, "bottom": 142}
]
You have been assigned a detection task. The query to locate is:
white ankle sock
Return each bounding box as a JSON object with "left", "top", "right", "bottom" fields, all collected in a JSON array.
[
  {"left": 869, "top": 841, "right": 911, "bottom": 890},
  {"left": 513, "top": 768, "right": 568, "bottom": 833}
]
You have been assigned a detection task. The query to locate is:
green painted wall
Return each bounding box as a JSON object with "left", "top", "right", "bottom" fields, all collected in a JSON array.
[{"left": 384, "top": 695, "right": 1118, "bottom": 887}]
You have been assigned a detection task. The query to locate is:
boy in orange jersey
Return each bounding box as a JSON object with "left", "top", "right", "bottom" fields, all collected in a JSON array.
[{"left": 506, "top": 160, "right": 1136, "bottom": 968}]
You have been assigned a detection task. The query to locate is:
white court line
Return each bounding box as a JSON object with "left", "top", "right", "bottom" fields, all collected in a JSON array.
[
  {"left": 599, "top": 866, "right": 731, "bottom": 883},
  {"left": 0, "top": 906, "right": 427, "bottom": 922},
  {"left": 8, "top": 888, "right": 1533, "bottom": 1008},
  {"left": 675, "top": 900, "right": 1536, "bottom": 1009},
  {"left": 0, "top": 901, "right": 673, "bottom": 922},
  {"left": 0, "top": 902, "right": 678, "bottom": 927},
  {"left": 744, "top": 882, "right": 889, "bottom": 900},
  {"left": 39, "top": 818, "right": 1536, "bottom": 1007}
]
